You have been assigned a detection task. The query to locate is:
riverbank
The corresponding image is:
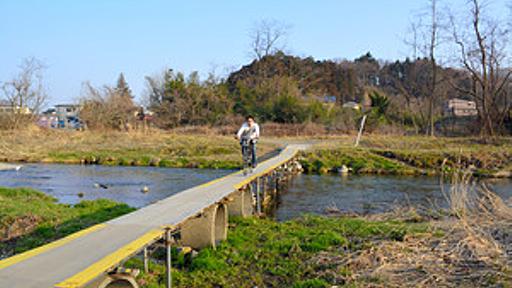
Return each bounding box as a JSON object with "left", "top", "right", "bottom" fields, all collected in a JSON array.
[
  {"left": 0, "top": 187, "right": 134, "bottom": 258},
  {"left": 0, "top": 129, "right": 278, "bottom": 169},
  {"left": 299, "top": 136, "right": 512, "bottom": 177},
  {"left": 1, "top": 129, "right": 511, "bottom": 176}
]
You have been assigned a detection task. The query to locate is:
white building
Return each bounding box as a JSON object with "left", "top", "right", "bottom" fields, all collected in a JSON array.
[
  {"left": 0, "top": 100, "right": 31, "bottom": 115},
  {"left": 445, "top": 98, "right": 478, "bottom": 117},
  {"left": 342, "top": 101, "right": 361, "bottom": 110},
  {"left": 55, "top": 104, "right": 81, "bottom": 118}
]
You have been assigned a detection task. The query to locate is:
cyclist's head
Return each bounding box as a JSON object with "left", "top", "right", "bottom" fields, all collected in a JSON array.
[{"left": 246, "top": 115, "right": 255, "bottom": 125}]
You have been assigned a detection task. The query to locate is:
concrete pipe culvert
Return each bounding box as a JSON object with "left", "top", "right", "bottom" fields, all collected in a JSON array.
[
  {"left": 227, "top": 189, "right": 254, "bottom": 218},
  {"left": 242, "top": 188, "right": 254, "bottom": 216},
  {"left": 98, "top": 275, "right": 139, "bottom": 288},
  {"left": 214, "top": 204, "right": 227, "bottom": 246}
]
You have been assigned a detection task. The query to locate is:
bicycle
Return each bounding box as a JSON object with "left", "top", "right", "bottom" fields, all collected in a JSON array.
[{"left": 240, "top": 138, "right": 255, "bottom": 176}]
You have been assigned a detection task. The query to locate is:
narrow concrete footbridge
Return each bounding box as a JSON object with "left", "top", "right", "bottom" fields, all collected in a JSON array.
[{"left": 0, "top": 144, "right": 308, "bottom": 288}]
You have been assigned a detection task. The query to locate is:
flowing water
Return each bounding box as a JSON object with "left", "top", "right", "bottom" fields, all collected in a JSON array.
[
  {"left": 275, "top": 174, "right": 512, "bottom": 221},
  {"left": 0, "top": 163, "right": 232, "bottom": 208},
  {"left": 1, "top": 164, "right": 511, "bottom": 221}
]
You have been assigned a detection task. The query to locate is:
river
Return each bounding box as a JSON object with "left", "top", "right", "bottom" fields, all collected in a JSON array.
[
  {"left": 1, "top": 164, "right": 511, "bottom": 220},
  {"left": 276, "top": 174, "right": 512, "bottom": 220},
  {"left": 0, "top": 163, "right": 232, "bottom": 208}
]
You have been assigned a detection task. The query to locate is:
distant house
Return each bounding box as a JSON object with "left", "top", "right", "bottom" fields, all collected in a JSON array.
[
  {"left": 42, "top": 107, "right": 56, "bottom": 115},
  {"left": 444, "top": 98, "right": 478, "bottom": 117},
  {"left": 342, "top": 101, "right": 361, "bottom": 110},
  {"left": 38, "top": 108, "right": 58, "bottom": 128},
  {"left": 53, "top": 104, "right": 82, "bottom": 129},
  {"left": 0, "top": 99, "right": 31, "bottom": 115},
  {"left": 55, "top": 104, "right": 81, "bottom": 118}
]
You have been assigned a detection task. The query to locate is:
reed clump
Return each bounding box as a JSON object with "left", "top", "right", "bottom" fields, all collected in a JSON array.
[{"left": 337, "top": 168, "right": 512, "bottom": 287}]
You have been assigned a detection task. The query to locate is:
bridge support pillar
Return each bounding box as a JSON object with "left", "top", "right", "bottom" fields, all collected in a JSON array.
[
  {"left": 97, "top": 273, "right": 139, "bottom": 288},
  {"left": 227, "top": 188, "right": 254, "bottom": 217},
  {"left": 181, "top": 203, "right": 227, "bottom": 250}
]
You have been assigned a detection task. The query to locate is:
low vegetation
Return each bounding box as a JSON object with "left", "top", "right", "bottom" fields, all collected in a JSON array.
[
  {"left": 0, "top": 129, "right": 278, "bottom": 169},
  {"left": 128, "top": 211, "right": 511, "bottom": 287},
  {"left": 126, "top": 215, "right": 431, "bottom": 288},
  {"left": 300, "top": 136, "right": 512, "bottom": 177},
  {"left": 2, "top": 129, "right": 512, "bottom": 178},
  {"left": 0, "top": 186, "right": 134, "bottom": 258}
]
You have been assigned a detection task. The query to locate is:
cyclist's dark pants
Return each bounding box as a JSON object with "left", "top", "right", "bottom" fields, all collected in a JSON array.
[{"left": 241, "top": 141, "right": 257, "bottom": 168}]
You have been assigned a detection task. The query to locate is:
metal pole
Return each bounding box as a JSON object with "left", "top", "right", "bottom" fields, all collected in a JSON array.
[
  {"left": 166, "top": 229, "right": 172, "bottom": 288},
  {"left": 255, "top": 179, "right": 261, "bottom": 214},
  {"left": 275, "top": 173, "right": 280, "bottom": 193},
  {"left": 262, "top": 177, "right": 266, "bottom": 208},
  {"left": 143, "top": 247, "right": 149, "bottom": 273}
]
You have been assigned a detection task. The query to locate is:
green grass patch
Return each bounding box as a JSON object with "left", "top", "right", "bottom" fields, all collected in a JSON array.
[
  {"left": 300, "top": 136, "right": 512, "bottom": 176},
  {"left": 0, "top": 186, "right": 134, "bottom": 255},
  {"left": 127, "top": 215, "right": 429, "bottom": 288},
  {"left": 300, "top": 147, "right": 421, "bottom": 175}
]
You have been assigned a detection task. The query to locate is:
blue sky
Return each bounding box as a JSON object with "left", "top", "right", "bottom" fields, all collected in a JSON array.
[{"left": 0, "top": 0, "right": 509, "bottom": 104}]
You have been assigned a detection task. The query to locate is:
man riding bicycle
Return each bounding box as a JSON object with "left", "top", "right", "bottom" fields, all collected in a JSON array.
[{"left": 236, "top": 115, "right": 260, "bottom": 169}]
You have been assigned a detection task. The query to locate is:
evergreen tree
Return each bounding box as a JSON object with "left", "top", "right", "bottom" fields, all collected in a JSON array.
[{"left": 116, "top": 73, "right": 133, "bottom": 99}]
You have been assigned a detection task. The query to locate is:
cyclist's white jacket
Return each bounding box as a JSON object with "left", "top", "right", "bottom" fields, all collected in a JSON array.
[{"left": 237, "top": 122, "right": 260, "bottom": 141}]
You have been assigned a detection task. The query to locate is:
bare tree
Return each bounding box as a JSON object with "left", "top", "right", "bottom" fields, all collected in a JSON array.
[
  {"left": 79, "top": 76, "right": 137, "bottom": 131},
  {"left": 426, "top": 0, "right": 440, "bottom": 137},
  {"left": 249, "top": 19, "right": 290, "bottom": 60},
  {"left": 404, "top": 21, "right": 422, "bottom": 60},
  {"left": 405, "top": 0, "right": 441, "bottom": 136},
  {"left": 1, "top": 57, "right": 48, "bottom": 129},
  {"left": 449, "top": 0, "right": 511, "bottom": 136}
]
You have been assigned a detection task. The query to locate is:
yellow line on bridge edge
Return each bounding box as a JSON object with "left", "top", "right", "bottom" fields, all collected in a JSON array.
[
  {"left": 0, "top": 224, "right": 107, "bottom": 270},
  {"left": 234, "top": 148, "right": 298, "bottom": 190},
  {"left": 195, "top": 146, "right": 297, "bottom": 191},
  {"left": 54, "top": 229, "right": 164, "bottom": 288},
  {"left": 197, "top": 169, "right": 243, "bottom": 189}
]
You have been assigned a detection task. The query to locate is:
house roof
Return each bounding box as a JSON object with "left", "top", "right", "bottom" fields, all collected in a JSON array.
[{"left": 448, "top": 98, "right": 474, "bottom": 104}]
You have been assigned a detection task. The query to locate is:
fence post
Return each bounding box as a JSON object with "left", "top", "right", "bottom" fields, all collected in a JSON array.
[{"left": 143, "top": 247, "right": 149, "bottom": 273}]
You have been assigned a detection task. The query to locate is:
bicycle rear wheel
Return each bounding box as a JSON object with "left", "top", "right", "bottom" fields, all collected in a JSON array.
[{"left": 242, "top": 142, "right": 251, "bottom": 175}]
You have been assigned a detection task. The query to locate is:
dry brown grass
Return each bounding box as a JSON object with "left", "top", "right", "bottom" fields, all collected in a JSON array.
[
  {"left": 441, "top": 169, "right": 512, "bottom": 269},
  {"left": 335, "top": 170, "right": 512, "bottom": 287},
  {"left": 0, "top": 128, "right": 278, "bottom": 168},
  {"left": 170, "top": 122, "right": 335, "bottom": 137}
]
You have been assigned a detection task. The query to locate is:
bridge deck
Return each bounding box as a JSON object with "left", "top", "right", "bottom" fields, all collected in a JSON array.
[{"left": 0, "top": 144, "right": 304, "bottom": 288}]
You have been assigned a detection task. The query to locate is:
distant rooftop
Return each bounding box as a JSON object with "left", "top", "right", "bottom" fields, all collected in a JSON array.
[{"left": 54, "top": 104, "right": 80, "bottom": 107}]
